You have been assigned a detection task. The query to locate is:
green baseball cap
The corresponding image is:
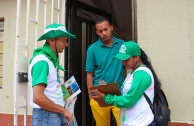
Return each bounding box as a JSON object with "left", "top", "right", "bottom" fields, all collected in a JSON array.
[
  {"left": 114, "top": 41, "right": 141, "bottom": 60},
  {"left": 37, "top": 23, "right": 76, "bottom": 41}
]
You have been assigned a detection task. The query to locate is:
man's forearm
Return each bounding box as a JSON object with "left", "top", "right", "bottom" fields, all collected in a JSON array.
[
  {"left": 33, "top": 84, "right": 70, "bottom": 116},
  {"left": 86, "top": 72, "right": 94, "bottom": 93},
  {"left": 35, "top": 94, "right": 67, "bottom": 113}
]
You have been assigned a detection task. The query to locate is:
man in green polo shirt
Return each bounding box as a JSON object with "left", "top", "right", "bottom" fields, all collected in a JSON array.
[{"left": 85, "top": 17, "right": 125, "bottom": 126}]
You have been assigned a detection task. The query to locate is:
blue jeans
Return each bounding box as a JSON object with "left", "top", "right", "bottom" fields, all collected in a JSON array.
[
  {"left": 31, "top": 108, "right": 64, "bottom": 126},
  {"left": 148, "top": 120, "right": 156, "bottom": 126},
  {"left": 31, "top": 108, "right": 76, "bottom": 126}
]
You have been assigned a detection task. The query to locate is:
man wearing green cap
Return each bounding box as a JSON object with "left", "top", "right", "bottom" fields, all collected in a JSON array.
[
  {"left": 28, "top": 23, "right": 76, "bottom": 126},
  {"left": 86, "top": 17, "right": 125, "bottom": 126}
]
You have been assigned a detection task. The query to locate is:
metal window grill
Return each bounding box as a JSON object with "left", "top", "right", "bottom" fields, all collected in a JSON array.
[{"left": 14, "top": 0, "right": 65, "bottom": 125}]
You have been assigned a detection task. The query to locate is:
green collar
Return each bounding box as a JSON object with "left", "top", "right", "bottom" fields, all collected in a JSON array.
[
  {"left": 99, "top": 36, "right": 118, "bottom": 47},
  {"left": 130, "top": 64, "right": 146, "bottom": 74},
  {"left": 29, "top": 42, "right": 66, "bottom": 71}
]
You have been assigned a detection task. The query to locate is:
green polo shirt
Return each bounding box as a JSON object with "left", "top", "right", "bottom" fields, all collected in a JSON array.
[{"left": 85, "top": 36, "right": 125, "bottom": 89}]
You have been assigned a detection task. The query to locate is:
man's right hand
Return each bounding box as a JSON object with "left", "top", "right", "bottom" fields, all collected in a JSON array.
[{"left": 63, "top": 109, "right": 73, "bottom": 125}]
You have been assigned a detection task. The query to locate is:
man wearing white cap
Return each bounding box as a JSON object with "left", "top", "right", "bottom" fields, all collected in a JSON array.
[{"left": 28, "top": 24, "right": 76, "bottom": 126}]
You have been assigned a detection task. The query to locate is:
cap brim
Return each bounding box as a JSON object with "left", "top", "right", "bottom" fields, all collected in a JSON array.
[
  {"left": 114, "top": 53, "right": 131, "bottom": 60},
  {"left": 38, "top": 30, "right": 76, "bottom": 41}
]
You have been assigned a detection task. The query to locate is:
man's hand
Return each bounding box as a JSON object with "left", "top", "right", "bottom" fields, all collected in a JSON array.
[{"left": 62, "top": 109, "right": 73, "bottom": 125}]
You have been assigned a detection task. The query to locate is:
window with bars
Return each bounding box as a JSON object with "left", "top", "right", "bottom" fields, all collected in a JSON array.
[{"left": 0, "top": 17, "right": 4, "bottom": 88}]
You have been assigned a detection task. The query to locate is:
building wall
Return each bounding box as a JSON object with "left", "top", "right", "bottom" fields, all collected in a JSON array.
[
  {"left": 137, "top": 0, "right": 194, "bottom": 123},
  {"left": 0, "top": 0, "right": 65, "bottom": 117},
  {"left": 1, "top": 0, "right": 194, "bottom": 125},
  {"left": 0, "top": 0, "right": 17, "bottom": 114},
  {"left": 0, "top": 0, "right": 39, "bottom": 116}
]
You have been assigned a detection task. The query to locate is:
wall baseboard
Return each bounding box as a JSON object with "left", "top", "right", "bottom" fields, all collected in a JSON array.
[
  {"left": 0, "top": 113, "right": 193, "bottom": 126},
  {"left": 0, "top": 113, "right": 32, "bottom": 126}
]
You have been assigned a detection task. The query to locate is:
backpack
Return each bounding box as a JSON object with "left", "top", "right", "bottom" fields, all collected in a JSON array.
[{"left": 143, "top": 89, "right": 171, "bottom": 126}]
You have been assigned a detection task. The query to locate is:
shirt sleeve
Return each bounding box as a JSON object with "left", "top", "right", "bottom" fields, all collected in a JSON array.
[
  {"left": 85, "top": 47, "right": 96, "bottom": 72},
  {"left": 31, "top": 60, "right": 49, "bottom": 87},
  {"left": 103, "top": 70, "right": 152, "bottom": 108}
]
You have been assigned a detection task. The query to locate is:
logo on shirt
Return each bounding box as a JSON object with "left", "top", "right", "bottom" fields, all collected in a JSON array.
[{"left": 119, "top": 45, "right": 126, "bottom": 54}]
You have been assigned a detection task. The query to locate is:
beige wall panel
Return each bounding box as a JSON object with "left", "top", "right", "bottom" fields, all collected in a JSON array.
[
  {"left": 0, "top": 66, "right": 2, "bottom": 77},
  {"left": 0, "top": 0, "right": 57, "bottom": 114},
  {"left": 0, "top": 55, "right": 3, "bottom": 65},
  {"left": 0, "top": 97, "right": 14, "bottom": 114},
  {"left": 0, "top": 78, "right": 2, "bottom": 87},
  {"left": 0, "top": 32, "right": 4, "bottom": 42},
  {"left": 137, "top": 0, "right": 194, "bottom": 123},
  {"left": 0, "top": 43, "right": 3, "bottom": 53},
  {"left": 0, "top": 0, "right": 17, "bottom": 114}
]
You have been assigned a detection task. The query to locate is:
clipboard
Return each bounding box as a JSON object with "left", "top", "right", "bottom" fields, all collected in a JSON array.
[{"left": 90, "top": 82, "right": 121, "bottom": 107}]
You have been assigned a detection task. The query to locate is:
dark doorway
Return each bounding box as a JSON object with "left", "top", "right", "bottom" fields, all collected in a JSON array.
[{"left": 65, "top": 0, "right": 137, "bottom": 125}]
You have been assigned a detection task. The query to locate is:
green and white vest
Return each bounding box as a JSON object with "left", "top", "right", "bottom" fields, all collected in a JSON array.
[
  {"left": 28, "top": 54, "right": 64, "bottom": 108},
  {"left": 121, "top": 66, "right": 154, "bottom": 126}
]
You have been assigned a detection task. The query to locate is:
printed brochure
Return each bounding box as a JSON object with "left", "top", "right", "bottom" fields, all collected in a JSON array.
[{"left": 61, "top": 76, "right": 81, "bottom": 101}]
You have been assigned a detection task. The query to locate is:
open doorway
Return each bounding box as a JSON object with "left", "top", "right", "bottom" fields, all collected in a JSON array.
[{"left": 65, "top": 0, "right": 137, "bottom": 125}]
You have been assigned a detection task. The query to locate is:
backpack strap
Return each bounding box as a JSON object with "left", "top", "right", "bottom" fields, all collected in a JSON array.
[{"left": 143, "top": 93, "right": 154, "bottom": 114}]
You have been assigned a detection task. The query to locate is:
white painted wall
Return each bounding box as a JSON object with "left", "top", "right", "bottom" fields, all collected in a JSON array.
[
  {"left": 1, "top": 0, "right": 194, "bottom": 123},
  {"left": 0, "top": 0, "right": 65, "bottom": 115},
  {"left": 0, "top": 0, "right": 17, "bottom": 114},
  {"left": 137, "top": 0, "right": 194, "bottom": 123}
]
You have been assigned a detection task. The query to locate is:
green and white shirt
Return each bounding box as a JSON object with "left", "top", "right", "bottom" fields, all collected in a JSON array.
[
  {"left": 28, "top": 54, "right": 64, "bottom": 108},
  {"left": 103, "top": 66, "right": 154, "bottom": 126}
]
